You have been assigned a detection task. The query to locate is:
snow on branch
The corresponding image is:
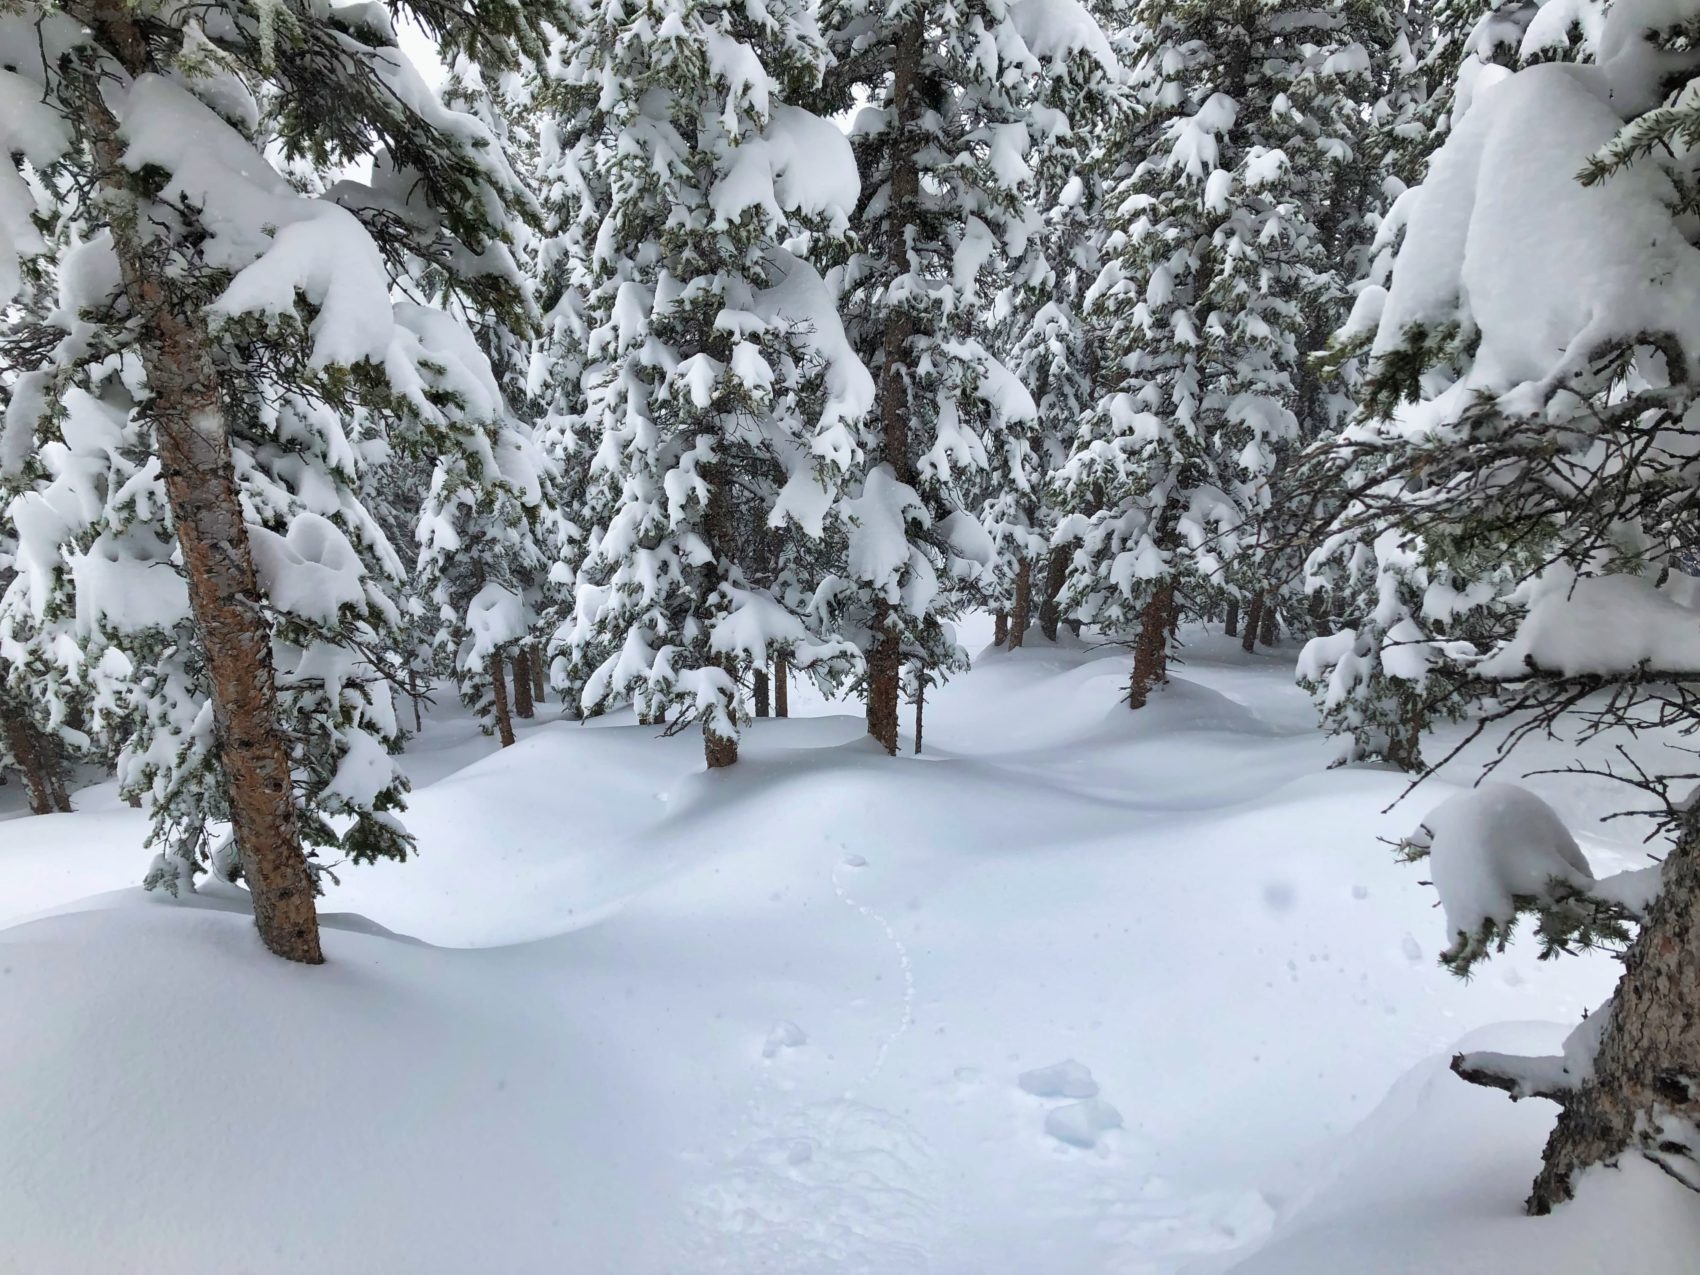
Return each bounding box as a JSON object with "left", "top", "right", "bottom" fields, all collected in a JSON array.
[{"left": 1399, "top": 784, "right": 1649, "bottom": 975}]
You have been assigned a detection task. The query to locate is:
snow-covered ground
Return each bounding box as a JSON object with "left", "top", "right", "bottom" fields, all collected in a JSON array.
[{"left": 1, "top": 622, "right": 1694, "bottom": 1272}]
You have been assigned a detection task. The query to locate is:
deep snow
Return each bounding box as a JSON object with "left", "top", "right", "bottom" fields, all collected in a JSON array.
[{"left": 0, "top": 621, "right": 1693, "bottom": 1272}]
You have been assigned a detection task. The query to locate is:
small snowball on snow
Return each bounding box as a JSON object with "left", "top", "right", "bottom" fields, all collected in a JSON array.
[
  {"left": 842, "top": 854, "right": 868, "bottom": 869},
  {"left": 1045, "top": 1097, "right": 1123, "bottom": 1148},
  {"left": 1018, "top": 1059, "right": 1099, "bottom": 1100}
]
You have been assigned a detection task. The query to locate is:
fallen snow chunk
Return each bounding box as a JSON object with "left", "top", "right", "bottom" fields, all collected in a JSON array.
[
  {"left": 1018, "top": 1059, "right": 1099, "bottom": 1100},
  {"left": 762, "top": 1021, "right": 808, "bottom": 1059},
  {"left": 842, "top": 854, "right": 868, "bottom": 869},
  {"left": 1045, "top": 1097, "right": 1123, "bottom": 1148}
]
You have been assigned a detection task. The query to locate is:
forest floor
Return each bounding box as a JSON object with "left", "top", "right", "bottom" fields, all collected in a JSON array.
[{"left": 1, "top": 620, "right": 1696, "bottom": 1272}]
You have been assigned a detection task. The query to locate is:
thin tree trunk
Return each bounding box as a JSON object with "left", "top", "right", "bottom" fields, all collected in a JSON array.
[
  {"left": 1309, "top": 589, "right": 1332, "bottom": 638},
  {"left": 866, "top": 19, "right": 922, "bottom": 758},
  {"left": 868, "top": 611, "right": 902, "bottom": 755},
  {"left": 78, "top": 30, "right": 321, "bottom": 962},
  {"left": 1039, "top": 546, "right": 1069, "bottom": 642},
  {"left": 1009, "top": 559, "right": 1034, "bottom": 648},
  {"left": 1128, "top": 581, "right": 1175, "bottom": 711},
  {"left": 409, "top": 668, "right": 424, "bottom": 733},
  {"left": 994, "top": 609, "right": 1009, "bottom": 647},
  {"left": 1259, "top": 597, "right": 1278, "bottom": 647},
  {"left": 490, "top": 650, "right": 516, "bottom": 748},
  {"left": 774, "top": 654, "right": 789, "bottom": 718},
  {"left": 1386, "top": 689, "right": 1427, "bottom": 774},
  {"left": 1242, "top": 595, "right": 1264, "bottom": 654},
  {"left": 512, "top": 648, "right": 535, "bottom": 720},
  {"left": 914, "top": 673, "right": 925, "bottom": 756},
  {"left": 530, "top": 642, "right": 546, "bottom": 703},
  {"left": 1459, "top": 815, "right": 1700, "bottom": 1212},
  {"left": 1, "top": 707, "right": 68, "bottom": 815},
  {"left": 754, "top": 667, "right": 770, "bottom": 718},
  {"left": 1224, "top": 598, "right": 1240, "bottom": 638}
]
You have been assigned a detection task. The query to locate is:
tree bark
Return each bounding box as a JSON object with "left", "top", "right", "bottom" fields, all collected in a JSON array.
[
  {"left": 1308, "top": 589, "right": 1332, "bottom": 638},
  {"left": 1128, "top": 581, "right": 1175, "bottom": 711},
  {"left": 1474, "top": 815, "right": 1700, "bottom": 1212},
  {"left": 1, "top": 707, "right": 70, "bottom": 815},
  {"left": 913, "top": 673, "right": 925, "bottom": 756},
  {"left": 1224, "top": 598, "right": 1240, "bottom": 638},
  {"left": 774, "top": 654, "right": 789, "bottom": 718},
  {"left": 409, "top": 667, "right": 424, "bottom": 733},
  {"left": 1386, "top": 689, "right": 1427, "bottom": 773},
  {"left": 512, "top": 647, "right": 535, "bottom": 720},
  {"left": 530, "top": 642, "right": 546, "bottom": 703},
  {"left": 1039, "top": 546, "right": 1069, "bottom": 642},
  {"left": 490, "top": 650, "right": 516, "bottom": 748},
  {"left": 1009, "top": 559, "right": 1034, "bottom": 649},
  {"left": 866, "top": 19, "right": 922, "bottom": 758},
  {"left": 993, "top": 609, "right": 1009, "bottom": 647},
  {"left": 754, "top": 667, "right": 770, "bottom": 718},
  {"left": 1259, "top": 596, "right": 1278, "bottom": 647},
  {"left": 1242, "top": 595, "right": 1263, "bottom": 654},
  {"left": 78, "top": 24, "right": 322, "bottom": 962},
  {"left": 868, "top": 608, "right": 902, "bottom": 755}
]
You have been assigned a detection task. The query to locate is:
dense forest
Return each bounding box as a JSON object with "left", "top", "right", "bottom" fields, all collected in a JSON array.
[{"left": 3, "top": 0, "right": 1700, "bottom": 1268}]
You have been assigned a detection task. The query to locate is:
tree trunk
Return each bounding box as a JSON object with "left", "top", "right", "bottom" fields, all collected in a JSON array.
[
  {"left": 1009, "top": 559, "right": 1034, "bottom": 649},
  {"left": 1039, "top": 546, "right": 1069, "bottom": 642},
  {"left": 913, "top": 673, "right": 925, "bottom": 756},
  {"left": 1128, "top": 581, "right": 1175, "bottom": 711},
  {"left": 754, "top": 667, "right": 770, "bottom": 718},
  {"left": 1, "top": 707, "right": 70, "bottom": 815},
  {"left": 866, "top": 20, "right": 922, "bottom": 758},
  {"left": 1242, "top": 595, "right": 1263, "bottom": 654},
  {"left": 1476, "top": 816, "right": 1700, "bottom": 1212},
  {"left": 868, "top": 609, "right": 902, "bottom": 755},
  {"left": 1259, "top": 596, "right": 1278, "bottom": 647},
  {"left": 530, "top": 642, "right": 546, "bottom": 703},
  {"left": 512, "top": 647, "right": 535, "bottom": 720},
  {"left": 1308, "top": 589, "right": 1332, "bottom": 638},
  {"left": 79, "top": 31, "right": 322, "bottom": 962},
  {"left": 1386, "top": 689, "right": 1426, "bottom": 774},
  {"left": 490, "top": 650, "right": 516, "bottom": 748},
  {"left": 1224, "top": 598, "right": 1240, "bottom": 638},
  {"left": 704, "top": 725, "right": 738, "bottom": 769},
  {"left": 994, "top": 609, "right": 1009, "bottom": 647},
  {"left": 774, "top": 654, "right": 789, "bottom": 718},
  {"left": 409, "top": 667, "right": 424, "bottom": 733}
]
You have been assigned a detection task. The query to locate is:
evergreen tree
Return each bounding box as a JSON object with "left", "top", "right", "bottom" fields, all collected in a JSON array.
[
  {"left": 536, "top": 0, "right": 874, "bottom": 766},
  {"left": 1057, "top": 0, "right": 1383, "bottom": 706},
  {"left": 985, "top": 6, "right": 1124, "bottom": 649},
  {"left": 822, "top": 0, "right": 1119, "bottom": 749},
  {"left": 1347, "top": 0, "right": 1700, "bottom": 1210},
  {"left": 0, "top": 0, "right": 564, "bottom": 961}
]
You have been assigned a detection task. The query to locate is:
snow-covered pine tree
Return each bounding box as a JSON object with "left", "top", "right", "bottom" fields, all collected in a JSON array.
[
  {"left": 1056, "top": 0, "right": 1380, "bottom": 707},
  {"left": 822, "top": 0, "right": 1126, "bottom": 749},
  {"left": 1355, "top": 0, "right": 1700, "bottom": 1210},
  {"left": 538, "top": 0, "right": 873, "bottom": 766},
  {"left": 983, "top": 4, "right": 1123, "bottom": 650},
  {"left": 0, "top": 0, "right": 562, "bottom": 961},
  {"left": 422, "top": 55, "right": 556, "bottom": 743}
]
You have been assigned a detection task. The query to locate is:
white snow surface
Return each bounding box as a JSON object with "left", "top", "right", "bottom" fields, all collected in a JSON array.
[{"left": 0, "top": 624, "right": 1691, "bottom": 1271}]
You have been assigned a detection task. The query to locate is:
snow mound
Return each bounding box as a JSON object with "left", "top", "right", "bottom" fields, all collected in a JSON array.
[{"left": 1223, "top": 1023, "right": 1700, "bottom": 1274}]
